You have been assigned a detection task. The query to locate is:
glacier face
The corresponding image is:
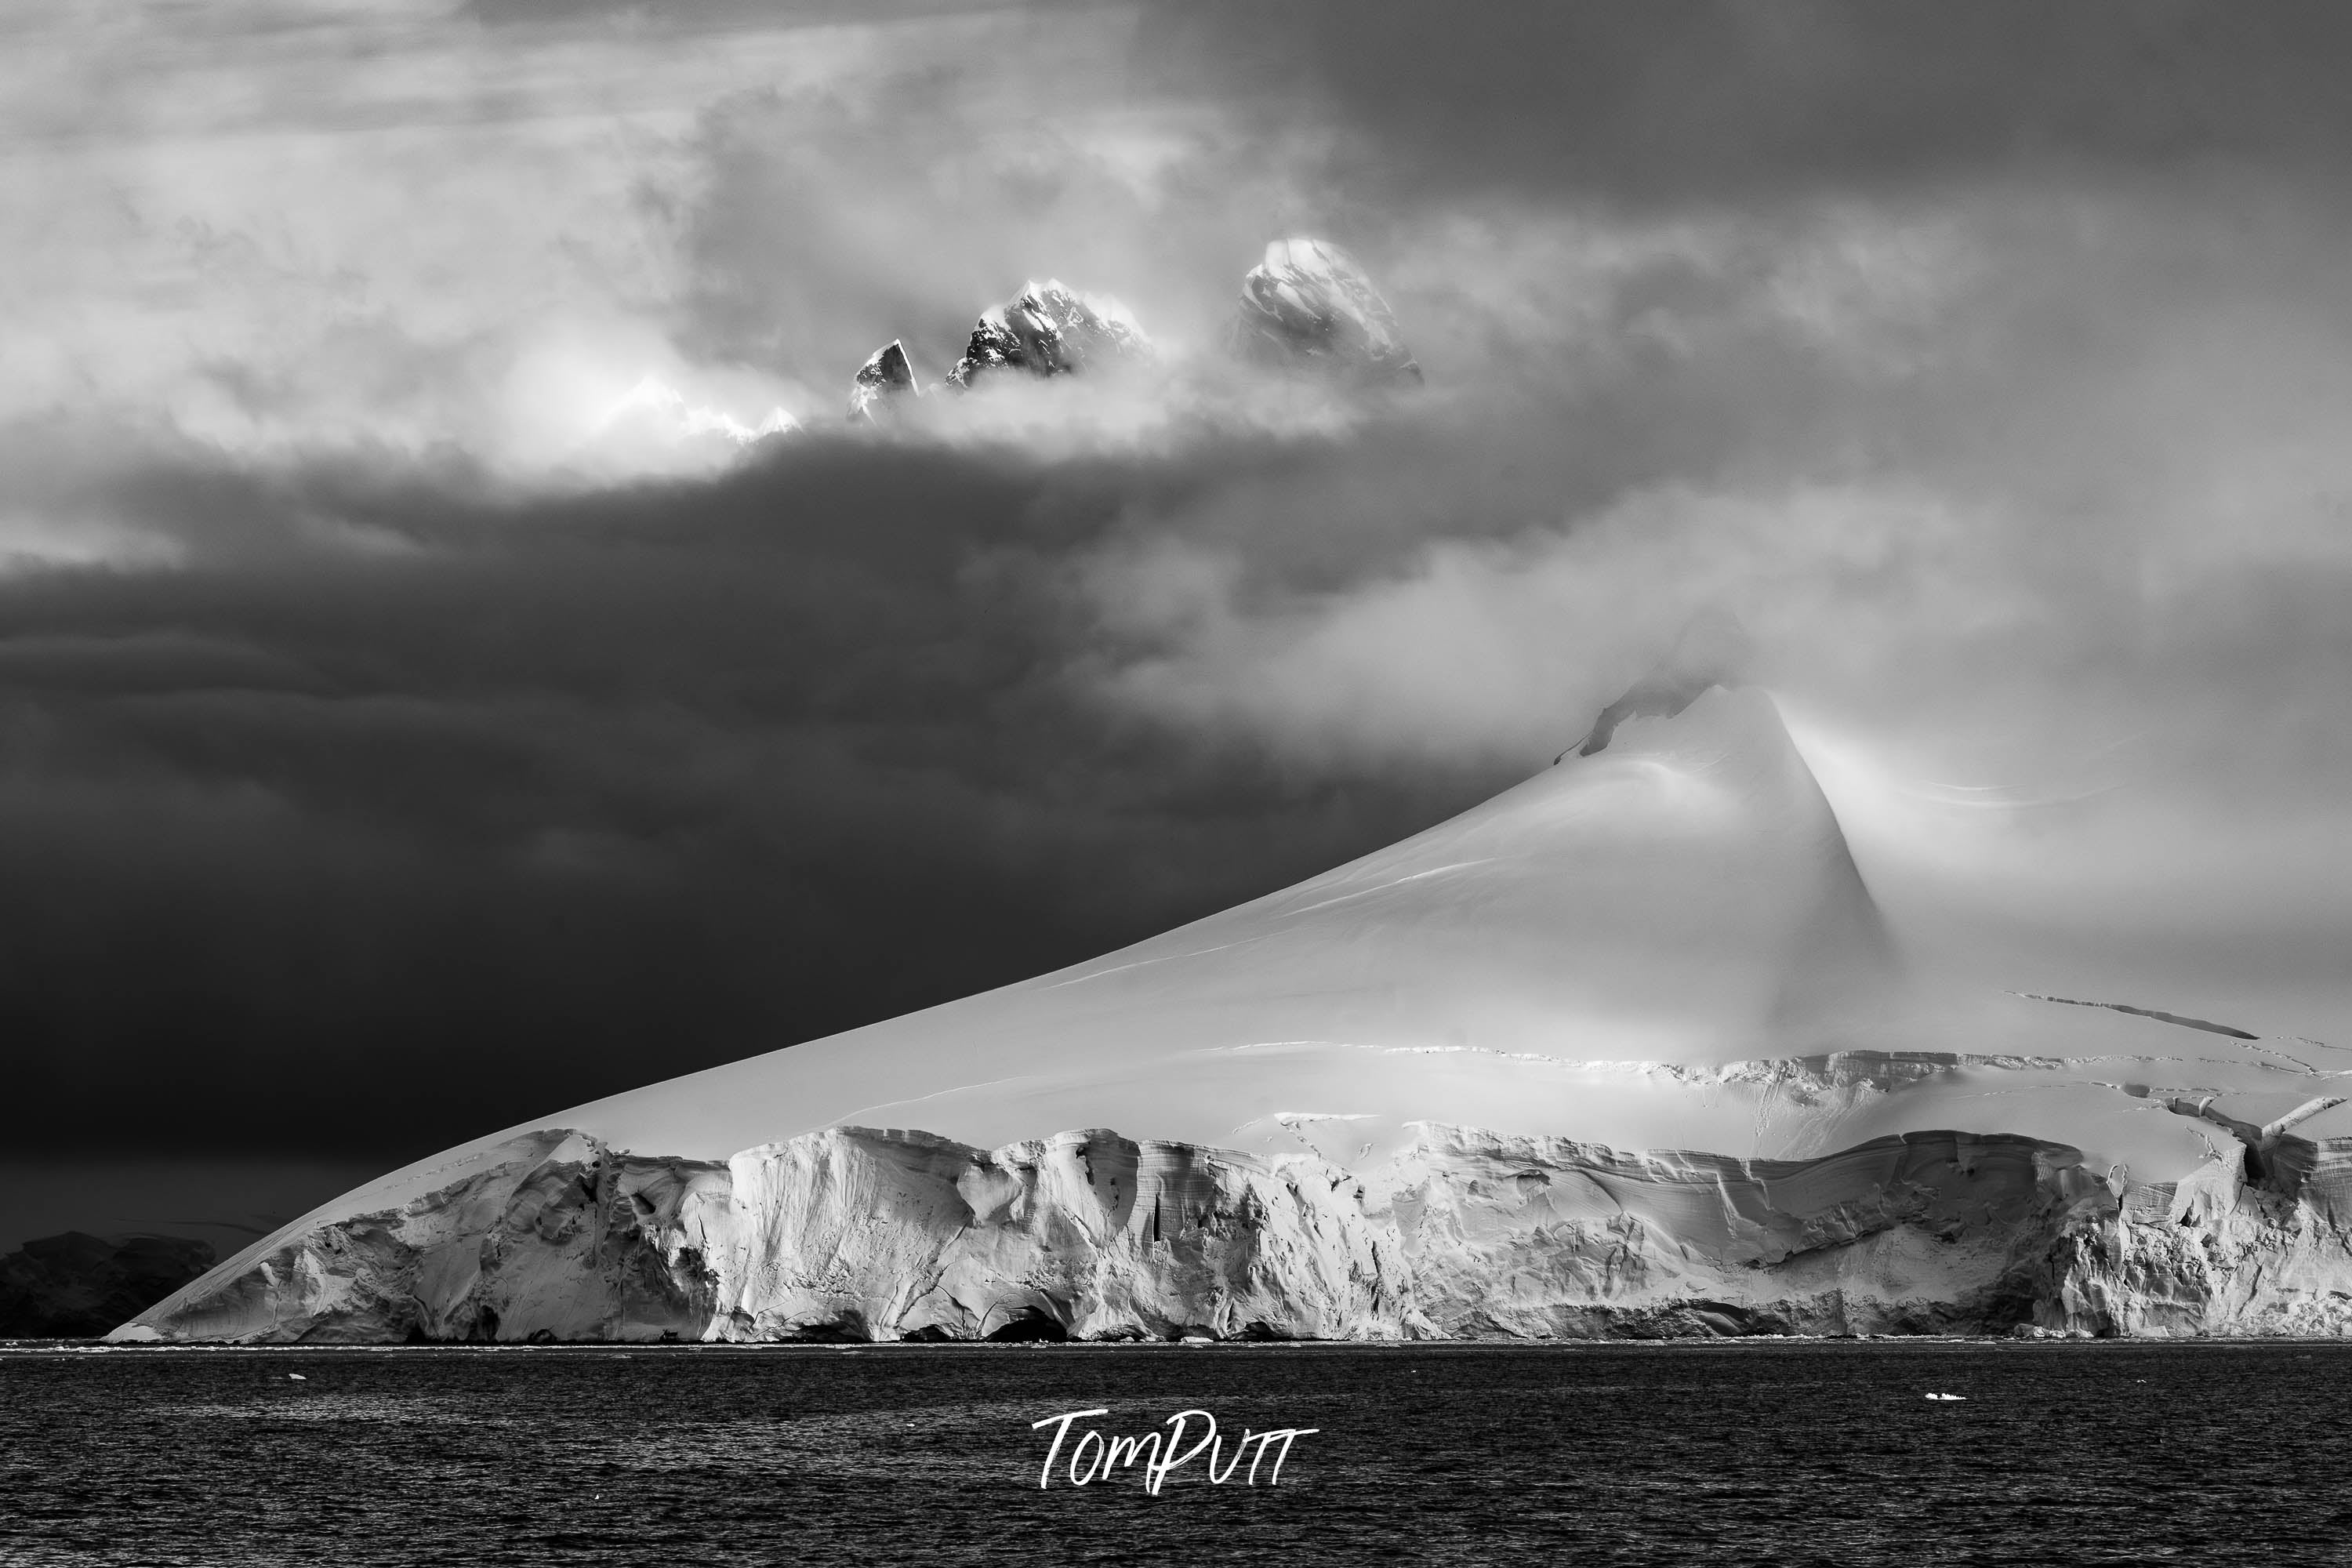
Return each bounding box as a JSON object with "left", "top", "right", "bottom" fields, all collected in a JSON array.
[
  {"left": 122, "top": 1125, "right": 1398, "bottom": 1345},
  {"left": 122, "top": 1115, "right": 2352, "bottom": 1344},
  {"left": 116, "top": 674, "right": 2352, "bottom": 1341}
]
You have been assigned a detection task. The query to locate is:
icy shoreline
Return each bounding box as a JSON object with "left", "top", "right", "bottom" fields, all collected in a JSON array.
[{"left": 115, "top": 1116, "right": 2352, "bottom": 1345}]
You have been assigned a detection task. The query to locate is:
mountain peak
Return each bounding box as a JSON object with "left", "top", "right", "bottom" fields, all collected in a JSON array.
[
  {"left": 1234, "top": 237, "right": 1421, "bottom": 384},
  {"left": 1565, "top": 608, "right": 1755, "bottom": 760},
  {"left": 945, "top": 280, "right": 1151, "bottom": 389},
  {"left": 847, "top": 339, "right": 920, "bottom": 422}
]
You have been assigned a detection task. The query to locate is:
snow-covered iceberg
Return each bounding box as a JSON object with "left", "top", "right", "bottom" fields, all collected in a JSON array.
[{"left": 118, "top": 662, "right": 2352, "bottom": 1341}]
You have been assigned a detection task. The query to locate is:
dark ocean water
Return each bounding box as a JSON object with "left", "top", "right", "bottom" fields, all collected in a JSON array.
[{"left": 4, "top": 1341, "right": 2349, "bottom": 1566}]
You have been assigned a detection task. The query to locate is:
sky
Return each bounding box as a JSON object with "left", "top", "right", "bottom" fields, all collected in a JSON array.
[{"left": 4, "top": 0, "right": 2350, "bottom": 1252}]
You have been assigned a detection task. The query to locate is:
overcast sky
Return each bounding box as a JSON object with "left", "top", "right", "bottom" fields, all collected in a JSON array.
[{"left": 5, "top": 1, "right": 2350, "bottom": 1250}]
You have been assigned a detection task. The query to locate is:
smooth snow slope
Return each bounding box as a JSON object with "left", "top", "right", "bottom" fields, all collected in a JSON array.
[
  {"left": 323, "top": 688, "right": 1882, "bottom": 1196},
  {"left": 229, "top": 681, "right": 2336, "bottom": 1246}
]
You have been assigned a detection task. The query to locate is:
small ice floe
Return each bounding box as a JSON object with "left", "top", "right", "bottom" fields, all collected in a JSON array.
[
  {"left": 288, "top": 1373, "right": 307, "bottom": 1381},
  {"left": 1923, "top": 1392, "right": 1965, "bottom": 1402}
]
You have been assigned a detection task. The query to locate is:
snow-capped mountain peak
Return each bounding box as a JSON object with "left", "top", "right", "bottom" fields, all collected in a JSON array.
[
  {"left": 1235, "top": 237, "right": 1421, "bottom": 384},
  {"left": 848, "top": 340, "right": 920, "bottom": 422},
  {"left": 945, "top": 279, "right": 1152, "bottom": 388}
]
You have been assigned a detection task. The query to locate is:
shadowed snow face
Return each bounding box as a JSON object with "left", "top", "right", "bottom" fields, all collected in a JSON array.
[{"left": 5, "top": 1, "right": 2352, "bottom": 1241}]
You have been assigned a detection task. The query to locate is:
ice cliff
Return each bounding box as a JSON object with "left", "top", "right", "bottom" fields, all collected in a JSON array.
[
  {"left": 128, "top": 1114, "right": 2352, "bottom": 1344},
  {"left": 122, "top": 1127, "right": 1396, "bottom": 1344}
]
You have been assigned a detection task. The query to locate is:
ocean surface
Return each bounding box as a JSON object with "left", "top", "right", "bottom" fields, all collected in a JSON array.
[{"left": 5, "top": 1341, "right": 2348, "bottom": 1566}]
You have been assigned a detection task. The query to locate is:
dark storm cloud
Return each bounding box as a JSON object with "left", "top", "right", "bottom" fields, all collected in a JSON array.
[
  {"left": 1148, "top": 0, "right": 2352, "bottom": 202},
  {"left": 0, "top": 426, "right": 1504, "bottom": 1166}
]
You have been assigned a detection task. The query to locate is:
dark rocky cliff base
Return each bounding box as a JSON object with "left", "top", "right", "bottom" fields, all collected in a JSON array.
[{"left": 2, "top": 1232, "right": 216, "bottom": 1338}]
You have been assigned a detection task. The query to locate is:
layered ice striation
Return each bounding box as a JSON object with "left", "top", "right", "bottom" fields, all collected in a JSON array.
[
  {"left": 117, "top": 661, "right": 2352, "bottom": 1341},
  {"left": 1233, "top": 238, "right": 1421, "bottom": 385}
]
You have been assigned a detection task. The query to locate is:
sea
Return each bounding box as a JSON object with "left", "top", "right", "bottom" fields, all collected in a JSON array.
[{"left": 3, "top": 1340, "right": 2347, "bottom": 1566}]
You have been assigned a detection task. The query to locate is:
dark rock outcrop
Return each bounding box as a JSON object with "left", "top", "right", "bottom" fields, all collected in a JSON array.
[
  {"left": 1564, "top": 608, "right": 1755, "bottom": 760},
  {"left": 847, "top": 339, "right": 920, "bottom": 421},
  {"left": 0, "top": 1231, "right": 216, "bottom": 1338}
]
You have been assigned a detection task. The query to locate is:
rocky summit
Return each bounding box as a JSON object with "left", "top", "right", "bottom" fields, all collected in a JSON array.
[
  {"left": 943, "top": 280, "right": 1150, "bottom": 389},
  {"left": 846, "top": 339, "right": 920, "bottom": 421}
]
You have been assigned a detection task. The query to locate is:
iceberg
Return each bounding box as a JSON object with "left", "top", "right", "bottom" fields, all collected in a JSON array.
[{"left": 118, "top": 655, "right": 2352, "bottom": 1341}]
